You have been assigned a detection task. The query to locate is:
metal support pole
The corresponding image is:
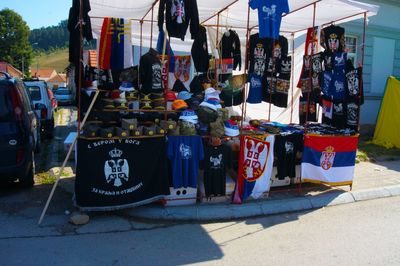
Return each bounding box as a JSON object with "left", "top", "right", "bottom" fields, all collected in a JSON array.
[
  {"left": 150, "top": 5, "right": 154, "bottom": 48},
  {"left": 215, "top": 13, "right": 220, "bottom": 86},
  {"left": 241, "top": 5, "right": 251, "bottom": 128},
  {"left": 357, "top": 12, "right": 367, "bottom": 132},
  {"left": 77, "top": 0, "right": 84, "bottom": 132},
  {"left": 304, "top": 3, "right": 317, "bottom": 132},
  {"left": 290, "top": 33, "right": 295, "bottom": 124},
  {"left": 140, "top": 21, "right": 143, "bottom": 57}
]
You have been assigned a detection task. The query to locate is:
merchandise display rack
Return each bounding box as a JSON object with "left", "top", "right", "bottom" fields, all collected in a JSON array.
[{"left": 38, "top": 0, "right": 377, "bottom": 224}]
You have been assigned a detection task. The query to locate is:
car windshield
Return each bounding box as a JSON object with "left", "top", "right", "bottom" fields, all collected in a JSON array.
[
  {"left": 0, "top": 84, "right": 14, "bottom": 122},
  {"left": 55, "top": 90, "right": 71, "bottom": 95},
  {"left": 26, "top": 86, "right": 42, "bottom": 101}
]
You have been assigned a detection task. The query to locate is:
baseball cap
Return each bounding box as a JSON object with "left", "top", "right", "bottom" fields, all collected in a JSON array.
[
  {"left": 165, "top": 91, "right": 177, "bottom": 101},
  {"left": 204, "top": 87, "right": 221, "bottom": 101},
  {"left": 119, "top": 81, "right": 134, "bottom": 91},
  {"left": 179, "top": 109, "right": 198, "bottom": 124},
  {"left": 172, "top": 99, "right": 188, "bottom": 110},
  {"left": 224, "top": 119, "right": 240, "bottom": 136},
  {"left": 199, "top": 99, "right": 222, "bottom": 111},
  {"left": 177, "top": 91, "right": 193, "bottom": 101}
]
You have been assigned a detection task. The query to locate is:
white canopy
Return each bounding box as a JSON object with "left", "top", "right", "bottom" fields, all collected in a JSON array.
[
  {"left": 87, "top": 0, "right": 379, "bottom": 123},
  {"left": 88, "top": 0, "right": 379, "bottom": 48}
]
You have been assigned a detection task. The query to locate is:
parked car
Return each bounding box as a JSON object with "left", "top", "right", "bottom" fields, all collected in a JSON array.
[
  {"left": 54, "top": 87, "right": 74, "bottom": 105},
  {"left": 23, "top": 78, "right": 55, "bottom": 138},
  {"left": 0, "top": 71, "right": 38, "bottom": 187}
]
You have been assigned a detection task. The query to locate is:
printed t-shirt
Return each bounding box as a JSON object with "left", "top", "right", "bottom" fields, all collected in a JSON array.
[
  {"left": 249, "top": 0, "right": 289, "bottom": 39},
  {"left": 203, "top": 144, "right": 232, "bottom": 196},
  {"left": 167, "top": 135, "right": 204, "bottom": 188},
  {"left": 274, "top": 133, "right": 303, "bottom": 180}
]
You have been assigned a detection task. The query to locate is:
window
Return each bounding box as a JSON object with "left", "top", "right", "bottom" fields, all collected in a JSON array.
[
  {"left": 345, "top": 36, "right": 358, "bottom": 67},
  {"left": 26, "top": 86, "right": 41, "bottom": 101}
]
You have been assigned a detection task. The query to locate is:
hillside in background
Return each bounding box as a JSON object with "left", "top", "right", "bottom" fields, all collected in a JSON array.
[
  {"left": 30, "top": 20, "right": 69, "bottom": 51},
  {"left": 31, "top": 48, "right": 69, "bottom": 73}
]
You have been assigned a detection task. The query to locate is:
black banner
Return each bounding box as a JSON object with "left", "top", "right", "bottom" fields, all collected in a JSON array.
[{"left": 75, "top": 137, "right": 170, "bottom": 210}]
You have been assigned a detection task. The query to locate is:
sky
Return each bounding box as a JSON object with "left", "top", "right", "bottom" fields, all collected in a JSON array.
[{"left": 0, "top": 0, "right": 71, "bottom": 29}]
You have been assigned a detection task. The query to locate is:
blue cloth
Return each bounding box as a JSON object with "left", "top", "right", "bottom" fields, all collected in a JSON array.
[
  {"left": 110, "top": 18, "right": 125, "bottom": 70},
  {"left": 167, "top": 136, "right": 204, "bottom": 188},
  {"left": 249, "top": 0, "right": 289, "bottom": 39},
  {"left": 247, "top": 73, "right": 263, "bottom": 103},
  {"left": 156, "top": 29, "right": 175, "bottom": 69}
]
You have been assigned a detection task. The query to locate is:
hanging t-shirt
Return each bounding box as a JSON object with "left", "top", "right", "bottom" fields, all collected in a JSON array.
[
  {"left": 346, "top": 67, "right": 364, "bottom": 105},
  {"left": 167, "top": 135, "right": 204, "bottom": 188},
  {"left": 320, "top": 25, "right": 345, "bottom": 53},
  {"left": 346, "top": 101, "right": 359, "bottom": 130},
  {"left": 248, "top": 33, "right": 270, "bottom": 76},
  {"left": 274, "top": 133, "right": 302, "bottom": 180},
  {"left": 249, "top": 0, "right": 289, "bottom": 39},
  {"left": 247, "top": 73, "right": 264, "bottom": 104},
  {"left": 203, "top": 144, "right": 232, "bottom": 196},
  {"left": 275, "top": 56, "right": 291, "bottom": 108},
  {"left": 331, "top": 70, "right": 346, "bottom": 100},
  {"left": 299, "top": 92, "right": 318, "bottom": 124},
  {"left": 332, "top": 101, "right": 347, "bottom": 129}
]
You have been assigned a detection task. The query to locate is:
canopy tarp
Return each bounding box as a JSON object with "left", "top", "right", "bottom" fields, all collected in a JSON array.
[
  {"left": 88, "top": 0, "right": 379, "bottom": 49},
  {"left": 87, "top": 0, "right": 379, "bottom": 123},
  {"left": 372, "top": 76, "right": 400, "bottom": 149}
]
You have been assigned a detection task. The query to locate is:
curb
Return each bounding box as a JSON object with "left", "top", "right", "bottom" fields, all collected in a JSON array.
[{"left": 58, "top": 179, "right": 400, "bottom": 221}]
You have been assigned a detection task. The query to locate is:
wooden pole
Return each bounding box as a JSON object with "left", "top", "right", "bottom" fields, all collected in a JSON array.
[{"left": 38, "top": 90, "right": 100, "bottom": 225}]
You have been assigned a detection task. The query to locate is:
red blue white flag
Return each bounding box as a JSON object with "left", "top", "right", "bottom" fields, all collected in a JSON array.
[
  {"left": 233, "top": 135, "right": 274, "bottom": 203},
  {"left": 301, "top": 134, "right": 358, "bottom": 186},
  {"left": 98, "top": 18, "right": 133, "bottom": 70}
]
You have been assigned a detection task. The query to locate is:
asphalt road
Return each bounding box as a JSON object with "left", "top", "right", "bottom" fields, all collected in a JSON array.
[{"left": 0, "top": 196, "right": 399, "bottom": 266}]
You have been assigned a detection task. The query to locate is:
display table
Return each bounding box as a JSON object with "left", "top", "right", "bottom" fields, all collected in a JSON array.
[{"left": 75, "top": 137, "right": 170, "bottom": 211}]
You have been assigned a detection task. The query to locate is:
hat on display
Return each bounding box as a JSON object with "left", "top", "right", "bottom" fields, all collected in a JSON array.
[
  {"left": 153, "top": 99, "right": 166, "bottom": 110},
  {"left": 111, "top": 89, "right": 120, "bottom": 99},
  {"left": 165, "top": 91, "right": 177, "bottom": 101},
  {"left": 179, "top": 121, "right": 197, "bottom": 136},
  {"left": 224, "top": 119, "right": 240, "bottom": 136},
  {"left": 197, "top": 106, "right": 218, "bottom": 124},
  {"left": 172, "top": 99, "right": 188, "bottom": 110},
  {"left": 204, "top": 87, "right": 221, "bottom": 101},
  {"left": 209, "top": 118, "right": 225, "bottom": 137},
  {"left": 199, "top": 99, "right": 222, "bottom": 111},
  {"left": 177, "top": 91, "right": 193, "bottom": 101},
  {"left": 151, "top": 92, "right": 164, "bottom": 101},
  {"left": 119, "top": 81, "right": 134, "bottom": 91},
  {"left": 179, "top": 109, "right": 198, "bottom": 124}
]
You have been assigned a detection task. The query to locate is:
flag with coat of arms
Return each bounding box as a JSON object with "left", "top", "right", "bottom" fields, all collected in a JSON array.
[
  {"left": 301, "top": 134, "right": 359, "bottom": 186},
  {"left": 233, "top": 135, "right": 274, "bottom": 204}
]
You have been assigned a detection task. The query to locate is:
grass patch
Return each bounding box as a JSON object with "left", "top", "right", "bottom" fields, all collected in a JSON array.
[
  {"left": 357, "top": 138, "right": 400, "bottom": 162},
  {"left": 31, "top": 48, "right": 68, "bottom": 73},
  {"left": 35, "top": 172, "right": 56, "bottom": 185}
]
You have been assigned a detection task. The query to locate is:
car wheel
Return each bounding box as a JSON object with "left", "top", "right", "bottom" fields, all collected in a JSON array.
[{"left": 20, "top": 152, "right": 35, "bottom": 187}]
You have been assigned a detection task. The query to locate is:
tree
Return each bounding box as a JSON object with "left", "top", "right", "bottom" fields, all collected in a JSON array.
[{"left": 0, "top": 8, "right": 32, "bottom": 76}]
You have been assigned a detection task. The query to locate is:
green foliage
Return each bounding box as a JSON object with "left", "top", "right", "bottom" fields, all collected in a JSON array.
[
  {"left": 29, "top": 20, "right": 69, "bottom": 51},
  {"left": 0, "top": 8, "right": 32, "bottom": 75}
]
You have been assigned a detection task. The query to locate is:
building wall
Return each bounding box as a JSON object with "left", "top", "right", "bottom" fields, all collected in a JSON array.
[{"left": 343, "top": 0, "right": 400, "bottom": 124}]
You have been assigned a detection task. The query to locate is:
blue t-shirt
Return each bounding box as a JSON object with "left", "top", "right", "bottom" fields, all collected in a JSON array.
[
  {"left": 247, "top": 73, "right": 263, "bottom": 103},
  {"left": 167, "top": 136, "right": 204, "bottom": 188},
  {"left": 249, "top": 0, "right": 289, "bottom": 39}
]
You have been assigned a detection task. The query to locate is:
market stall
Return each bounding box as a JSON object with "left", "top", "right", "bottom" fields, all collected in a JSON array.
[{"left": 39, "top": 0, "right": 380, "bottom": 223}]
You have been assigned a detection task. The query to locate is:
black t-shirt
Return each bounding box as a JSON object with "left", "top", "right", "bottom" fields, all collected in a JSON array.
[
  {"left": 203, "top": 144, "right": 232, "bottom": 196},
  {"left": 299, "top": 91, "right": 319, "bottom": 124},
  {"left": 274, "top": 133, "right": 303, "bottom": 180},
  {"left": 248, "top": 33, "right": 271, "bottom": 76},
  {"left": 320, "top": 25, "right": 345, "bottom": 53},
  {"left": 346, "top": 101, "right": 359, "bottom": 131},
  {"left": 332, "top": 101, "right": 347, "bottom": 129},
  {"left": 346, "top": 66, "right": 364, "bottom": 105}
]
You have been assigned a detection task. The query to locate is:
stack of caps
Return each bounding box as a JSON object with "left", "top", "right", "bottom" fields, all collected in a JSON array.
[
  {"left": 200, "top": 88, "right": 222, "bottom": 110},
  {"left": 179, "top": 109, "right": 198, "bottom": 124},
  {"left": 179, "top": 109, "right": 198, "bottom": 136}
]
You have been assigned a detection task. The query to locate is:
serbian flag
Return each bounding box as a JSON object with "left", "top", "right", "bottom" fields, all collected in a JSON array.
[
  {"left": 233, "top": 135, "right": 274, "bottom": 204},
  {"left": 98, "top": 18, "right": 133, "bottom": 70},
  {"left": 301, "top": 134, "right": 358, "bottom": 186},
  {"left": 322, "top": 98, "right": 333, "bottom": 119}
]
